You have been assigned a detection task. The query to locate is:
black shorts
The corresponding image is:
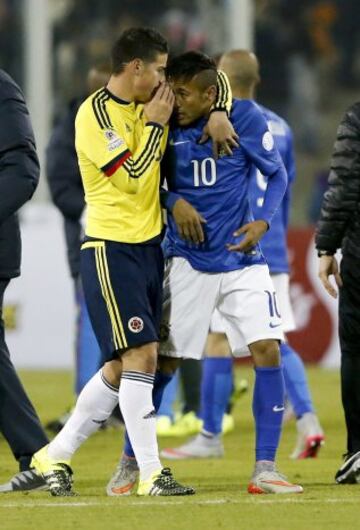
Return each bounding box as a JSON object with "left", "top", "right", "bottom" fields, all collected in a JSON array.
[{"left": 80, "top": 238, "right": 164, "bottom": 364}]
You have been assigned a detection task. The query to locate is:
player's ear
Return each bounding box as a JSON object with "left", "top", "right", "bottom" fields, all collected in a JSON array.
[
  {"left": 131, "top": 58, "right": 145, "bottom": 76},
  {"left": 205, "top": 85, "right": 217, "bottom": 103}
]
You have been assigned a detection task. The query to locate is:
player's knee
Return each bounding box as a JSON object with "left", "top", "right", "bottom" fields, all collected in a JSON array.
[
  {"left": 102, "top": 359, "right": 122, "bottom": 387},
  {"left": 122, "top": 342, "right": 158, "bottom": 373},
  {"left": 249, "top": 339, "right": 280, "bottom": 367},
  {"left": 206, "top": 332, "right": 231, "bottom": 357}
]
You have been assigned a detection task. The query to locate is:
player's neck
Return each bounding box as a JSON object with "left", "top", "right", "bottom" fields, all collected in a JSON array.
[
  {"left": 232, "top": 87, "right": 255, "bottom": 100},
  {"left": 106, "top": 74, "right": 135, "bottom": 103}
]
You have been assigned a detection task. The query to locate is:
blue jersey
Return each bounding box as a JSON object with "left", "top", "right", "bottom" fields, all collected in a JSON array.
[
  {"left": 249, "top": 105, "right": 295, "bottom": 273},
  {"left": 163, "top": 99, "right": 287, "bottom": 273}
]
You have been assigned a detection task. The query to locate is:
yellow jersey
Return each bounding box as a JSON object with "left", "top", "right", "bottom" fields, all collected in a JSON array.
[{"left": 75, "top": 87, "right": 168, "bottom": 243}]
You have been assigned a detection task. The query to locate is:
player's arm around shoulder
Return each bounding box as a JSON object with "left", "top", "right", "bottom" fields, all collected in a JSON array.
[{"left": 200, "top": 71, "right": 239, "bottom": 158}]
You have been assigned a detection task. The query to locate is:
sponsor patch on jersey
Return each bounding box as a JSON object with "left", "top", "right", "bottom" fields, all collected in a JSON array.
[
  {"left": 104, "top": 129, "right": 124, "bottom": 151},
  {"left": 262, "top": 131, "right": 274, "bottom": 151},
  {"left": 128, "top": 316, "right": 144, "bottom": 333}
]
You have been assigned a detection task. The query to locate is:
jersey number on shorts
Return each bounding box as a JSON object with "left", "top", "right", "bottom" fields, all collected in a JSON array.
[
  {"left": 192, "top": 158, "right": 217, "bottom": 187},
  {"left": 265, "top": 290, "right": 281, "bottom": 318}
]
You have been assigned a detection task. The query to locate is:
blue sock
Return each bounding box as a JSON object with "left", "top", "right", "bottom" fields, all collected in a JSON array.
[
  {"left": 123, "top": 370, "right": 173, "bottom": 458},
  {"left": 280, "top": 342, "right": 314, "bottom": 418},
  {"left": 253, "top": 366, "right": 285, "bottom": 462},
  {"left": 157, "top": 370, "right": 179, "bottom": 419},
  {"left": 75, "top": 283, "right": 102, "bottom": 394},
  {"left": 200, "top": 357, "right": 233, "bottom": 435}
]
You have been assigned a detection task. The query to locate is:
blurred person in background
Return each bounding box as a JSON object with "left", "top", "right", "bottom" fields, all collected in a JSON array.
[
  {"left": 334, "top": 0, "right": 360, "bottom": 88},
  {"left": 0, "top": 69, "right": 49, "bottom": 493},
  {"left": 316, "top": 101, "right": 360, "bottom": 484},
  {"left": 0, "top": 0, "right": 23, "bottom": 84},
  {"left": 46, "top": 63, "right": 123, "bottom": 433},
  {"left": 255, "top": 0, "right": 291, "bottom": 120},
  {"left": 278, "top": 0, "right": 322, "bottom": 154}
]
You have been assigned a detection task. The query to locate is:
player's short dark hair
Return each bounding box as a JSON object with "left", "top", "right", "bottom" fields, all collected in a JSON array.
[
  {"left": 111, "top": 27, "right": 168, "bottom": 74},
  {"left": 166, "top": 51, "right": 217, "bottom": 89}
]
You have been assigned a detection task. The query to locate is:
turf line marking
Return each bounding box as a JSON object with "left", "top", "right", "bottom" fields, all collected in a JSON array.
[{"left": 0, "top": 497, "right": 359, "bottom": 508}]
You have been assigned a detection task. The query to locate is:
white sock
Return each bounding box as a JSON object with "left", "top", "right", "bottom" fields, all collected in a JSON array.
[
  {"left": 48, "top": 370, "right": 118, "bottom": 461},
  {"left": 119, "top": 371, "right": 161, "bottom": 481}
]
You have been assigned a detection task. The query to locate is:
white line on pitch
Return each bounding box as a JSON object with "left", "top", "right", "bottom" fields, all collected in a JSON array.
[{"left": 0, "top": 497, "right": 358, "bottom": 508}]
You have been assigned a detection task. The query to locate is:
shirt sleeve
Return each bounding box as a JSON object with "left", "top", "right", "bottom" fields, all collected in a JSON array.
[
  {"left": 0, "top": 91, "right": 39, "bottom": 223},
  {"left": 236, "top": 102, "right": 287, "bottom": 227},
  {"left": 211, "top": 71, "right": 232, "bottom": 116},
  {"left": 76, "top": 106, "right": 165, "bottom": 194}
]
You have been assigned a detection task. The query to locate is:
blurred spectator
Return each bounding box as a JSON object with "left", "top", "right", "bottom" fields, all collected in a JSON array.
[
  {"left": 308, "top": 169, "right": 330, "bottom": 224},
  {"left": 50, "top": 0, "right": 207, "bottom": 113},
  {"left": 255, "top": 0, "right": 291, "bottom": 119},
  {"left": 334, "top": 0, "right": 360, "bottom": 88},
  {"left": 0, "top": 0, "right": 23, "bottom": 85},
  {"left": 279, "top": 0, "right": 322, "bottom": 153}
]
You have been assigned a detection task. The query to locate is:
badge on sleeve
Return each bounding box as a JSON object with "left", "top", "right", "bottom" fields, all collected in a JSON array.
[
  {"left": 104, "top": 129, "right": 124, "bottom": 151},
  {"left": 262, "top": 131, "right": 274, "bottom": 151}
]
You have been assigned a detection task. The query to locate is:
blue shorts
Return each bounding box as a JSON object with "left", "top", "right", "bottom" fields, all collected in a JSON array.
[{"left": 80, "top": 238, "right": 164, "bottom": 364}]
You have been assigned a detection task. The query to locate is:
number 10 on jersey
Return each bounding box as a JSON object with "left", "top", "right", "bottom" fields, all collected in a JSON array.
[{"left": 192, "top": 158, "right": 217, "bottom": 187}]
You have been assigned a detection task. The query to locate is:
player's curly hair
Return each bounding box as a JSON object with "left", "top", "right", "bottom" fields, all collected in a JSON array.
[
  {"left": 111, "top": 27, "right": 168, "bottom": 74},
  {"left": 166, "top": 51, "right": 217, "bottom": 87}
]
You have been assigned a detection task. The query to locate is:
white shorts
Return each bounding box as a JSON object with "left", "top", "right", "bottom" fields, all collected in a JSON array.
[
  {"left": 211, "top": 272, "right": 296, "bottom": 335},
  {"left": 271, "top": 273, "right": 296, "bottom": 333},
  {"left": 160, "top": 257, "right": 284, "bottom": 360}
]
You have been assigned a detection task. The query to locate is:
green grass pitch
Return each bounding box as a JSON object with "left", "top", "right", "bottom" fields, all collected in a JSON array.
[{"left": 0, "top": 366, "right": 358, "bottom": 530}]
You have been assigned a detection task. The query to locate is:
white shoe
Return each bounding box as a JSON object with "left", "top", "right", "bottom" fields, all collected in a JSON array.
[
  {"left": 248, "top": 470, "right": 303, "bottom": 494},
  {"left": 290, "top": 412, "right": 325, "bottom": 459},
  {"left": 161, "top": 433, "right": 224, "bottom": 460},
  {"left": 106, "top": 455, "right": 139, "bottom": 496}
]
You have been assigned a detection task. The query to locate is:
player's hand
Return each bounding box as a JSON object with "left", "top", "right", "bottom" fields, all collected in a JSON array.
[
  {"left": 318, "top": 254, "right": 342, "bottom": 298},
  {"left": 144, "top": 83, "right": 175, "bottom": 126},
  {"left": 199, "top": 112, "right": 239, "bottom": 159},
  {"left": 226, "top": 220, "right": 268, "bottom": 253},
  {"left": 172, "top": 198, "right": 207, "bottom": 244}
]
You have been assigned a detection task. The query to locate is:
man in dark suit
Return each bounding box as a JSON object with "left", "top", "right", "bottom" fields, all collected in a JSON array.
[{"left": 0, "top": 69, "right": 49, "bottom": 492}]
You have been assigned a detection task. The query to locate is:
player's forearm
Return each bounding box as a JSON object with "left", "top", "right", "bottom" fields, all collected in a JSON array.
[
  {"left": 255, "top": 166, "right": 287, "bottom": 228},
  {"left": 160, "top": 188, "right": 181, "bottom": 211},
  {"left": 127, "top": 122, "right": 165, "bottom": 177},
  {"left": 107, "top": 123, "right": 165, "bottom": 194},
  {"left": 282, "top": 184, "right": 292, "bottom": 231}
]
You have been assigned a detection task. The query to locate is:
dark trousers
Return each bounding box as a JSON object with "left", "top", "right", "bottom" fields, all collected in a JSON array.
[
  {"left": 0, "top": 279, "right": 48, "bottom": 470},
  {"left": 339, "top": 255, "right": 360, "bottom": 454}
]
